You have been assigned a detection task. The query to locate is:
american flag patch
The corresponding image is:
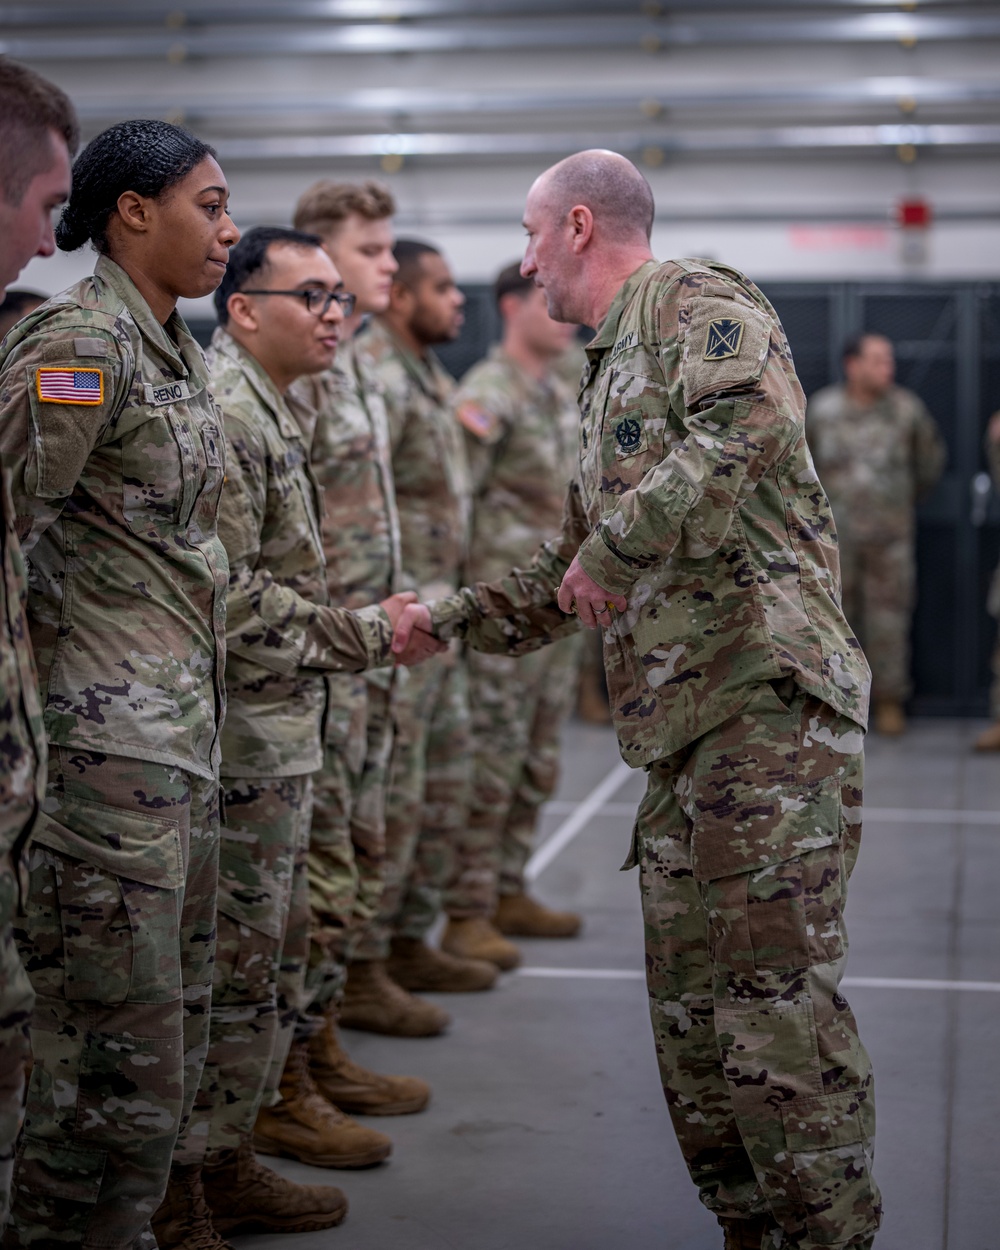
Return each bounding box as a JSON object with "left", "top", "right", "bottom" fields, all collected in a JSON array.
[
  {"left": 456, "top": 401, "right": 499, "bottom": 441},
  {"left": 36, "top": 367, "right": 104, "bottom": 405}
]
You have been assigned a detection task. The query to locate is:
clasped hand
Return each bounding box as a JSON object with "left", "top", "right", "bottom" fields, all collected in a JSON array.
[{"left": 379, "top": 593, "right": 445, "bottom": 665}]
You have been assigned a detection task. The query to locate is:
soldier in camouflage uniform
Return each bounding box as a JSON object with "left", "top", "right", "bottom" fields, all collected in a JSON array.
[
  {"left": 263, "top": 183, "right": 434, "bottom": 1147},
  {"left": 0, "top": 122, "right": 239, "bottom": 1250},
  {"left": 440, "top": 263, "right": 584, "bottom": 971},
  {"left": 395, "top": 151, "right": 880, "bottom": 1250},
  {"left": 807, "top": 334, "right": 945, "bottom": 736},
  {"left": 345, "top": 239, "right": 497, "bottom": 1035},
  {"left": 154, "top": 229, "right": 438, "bottom": 1249},
  {"left": 974, "top": 410, "right": 1000, "bottom": 750},
  {"left": 0, "top": 58, "right": 76, "bottom": 1236}
]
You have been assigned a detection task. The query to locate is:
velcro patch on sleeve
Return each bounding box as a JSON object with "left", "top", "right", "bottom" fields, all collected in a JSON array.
[
  {"left": 35, "top": 367, "right": 104, "bottom": 405},
  {"left": 456, "top": 400, "right": 500, "bottom": 441},
  {"left": 680, "top": 295, "right": 771, "bottom": 408}
]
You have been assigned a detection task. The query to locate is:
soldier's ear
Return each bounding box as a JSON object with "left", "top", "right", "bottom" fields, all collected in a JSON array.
[
  {"left": 115, "top": 190, "right": 153, "bottom": 236},
  {"left": 567, "top": 205, "right": 594, "bottom": 254},
  {"left": 226, "top": 291, "right": 259, "bottom": 333}
]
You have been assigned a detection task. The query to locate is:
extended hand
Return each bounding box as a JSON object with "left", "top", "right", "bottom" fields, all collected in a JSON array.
[
  {"left": 379, "top": 591, "right": 419, "bottom": 632},
  {"left": 556, "top": 555, "right": 627, "bottom": 629},
  {"left": 390, "top": 601, "right": 445, "bottom": 666}
]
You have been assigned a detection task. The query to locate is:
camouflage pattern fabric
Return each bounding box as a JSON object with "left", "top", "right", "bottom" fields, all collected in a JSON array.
[
  {"left": 8, "top": 750, "right": 219, "bottom": 1250},
  {"left": 447, "top": 346, "right": 582, "bottom": 915},
  {"left": 429, "top": 259, "right": 871, "bottom": 756},
  {"left": 424, "top": 258, "right": 877, "bottom": 1244},
  {"left": 0, "top": 255, "right": 229, "bottom": 782},
  {"left": 178, "top": 774, "right": 313, "bottom": 1163},
  {"left": 291, "top": 333, "right": 402, "bottom": 1013},
  {"left": 448, "top": 639, "right": 580, "bottom": 916},
  {"left": 172, "top": 330, "right": 393, "bottom": 1168},
  {"left": 360, "top": 316, "right": 468, "bottom": 600},
  {"left": 306, "top": 679, "right": 393, "bottom": 1006},
  {"left": 807, "top": 383, "right": 945, "bottom": 701},
  {"left": 636, "top": 682, "right": 880, "bottom": 1248},
  {"left": 356, "top": 318, "right": 471, "bottom": 955},
  {"left": 0, "top": 467, "right": 45, "bottom": 1230},
  {"left": 0, "top": 259, "right": 229, "bottom": 1246},
  {"left": 357, "top": 647, "right": 471, "bottom": 958}
]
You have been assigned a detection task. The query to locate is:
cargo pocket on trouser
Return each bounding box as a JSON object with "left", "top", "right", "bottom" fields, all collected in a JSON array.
[
  {"left": 692, "top": 774, "right": 879, "bottom": 1245},
  {"left": 13, "top": 803, "right": 186, "bottom": 1249}
]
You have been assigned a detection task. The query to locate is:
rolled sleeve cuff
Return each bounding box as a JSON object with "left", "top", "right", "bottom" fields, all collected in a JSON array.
[
  {"left": 428, "top": 590, "right": 477, "bottom": 641},
  {"left": 576, "top": 529, "right": 644, "bottom": 597},
  {"left": 353, "top": 603, "right": 395, "bottom": 667}
]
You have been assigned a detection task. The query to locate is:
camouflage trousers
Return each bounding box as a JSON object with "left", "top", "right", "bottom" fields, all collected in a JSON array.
[
  {"left": 8, "top": 749, "right": 219, "bottom": 1250},
  {"left": 838, "top": 531, "right": 914, "bottom": 702},
  {"left": 445, "top": 635, "right": 581, "bottom": 918},
  {"left": 0, "top": 853, "right": 33, "bottom": 1234},
  {"left": 173, "top": 774, "right": 312, "bottom": 1166},
  {"left": 357, "top": 647, "right": 471, "bottom": 960},
  {"left": 306, "top": 675, "right": 393, "bottom": 1009},
  {"left": 633, "top": 682, "right": 881, "bottom": 1250}
]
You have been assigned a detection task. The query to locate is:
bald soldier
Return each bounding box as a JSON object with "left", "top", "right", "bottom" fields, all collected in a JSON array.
[{"left": 394, "top": 151, "right": 880, "bottom": 1250}]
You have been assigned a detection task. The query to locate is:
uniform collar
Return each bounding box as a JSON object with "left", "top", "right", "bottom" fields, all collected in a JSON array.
[
  {"left": 367, "top": 316, "right": 452, "bottom": 403},
  {"left": 94, "top": 254, "right": 208, "bottom": 386},
  {"left": 586, "top": 259, "right": 661, "bottom": 355},
  {"left": 209, "top": 326, "right": 306, "bottom": 443}
]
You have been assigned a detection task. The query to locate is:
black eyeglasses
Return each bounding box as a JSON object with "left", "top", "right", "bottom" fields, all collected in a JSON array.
[{"left": 240, "top": 288, "right": 357, "bottom": 317}]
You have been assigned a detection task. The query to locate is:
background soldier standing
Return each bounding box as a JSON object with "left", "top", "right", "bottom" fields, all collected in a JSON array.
[
  {"left": 807, "top": 333, "right": 945, "bottom": 736},
  {"left": 346, "top": 239, "right": 497, "bottom": 1035},
  {"left": 441, "top": 263, "right": 584, "bottom": 972},
  {"left": 395, "top": 149, "right": 881, "bottom": 1250},
  {"left": 0, "top": 56, "right": 75, "bottom": 1235}
]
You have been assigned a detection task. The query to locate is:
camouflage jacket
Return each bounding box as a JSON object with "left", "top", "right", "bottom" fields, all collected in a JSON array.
[
  {"left": 0, "top": 255, "right": 227, "bottom": 782},
  {"left": 360, "top": 317, "right": 468, "bottom": 598},
  {"left": 806, "top": 383, "right": 946, "bottom": 542},
  {"left": 209, "top": 330, "right": 395, "bottom": 778},
  {"left": 455, "top": 345, "right": 579, "bottom": 583},
  {"left": 0, "top": 464, "right": 45, "bottom": 865},
  {"left": 430, "top": 259, "right": 870, "bottom": 765}
]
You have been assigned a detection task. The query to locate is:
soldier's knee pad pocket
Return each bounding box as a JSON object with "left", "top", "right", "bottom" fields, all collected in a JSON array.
[
  {"left": 215, "top": 847, "right": 287, "bottom": 1000},
  {"left": 780, "top": 1089, "right": 878, "bottom": 1242},
  {"left": 693, "top": 773, "right": 846, "bottom": 974},
  {"left": 29, "top": 799, "right": 185, "bottom": 1005}
]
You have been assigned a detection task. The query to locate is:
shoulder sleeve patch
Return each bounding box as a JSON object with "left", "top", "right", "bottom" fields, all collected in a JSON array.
[
  {"left": 73, "top": 337, "right": 109, "bottom": 358},
  {"left": 35, "top": 366, "right": 104, "bottom": 405},
  {"left": 679, "top": 295, "right": 771, "bottom": 408},
  {"left": 456, "top": 400, "right": 501, "bottom": 442}
]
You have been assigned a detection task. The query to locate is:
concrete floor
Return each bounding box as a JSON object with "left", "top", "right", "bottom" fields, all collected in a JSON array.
[{"left": 242, "top": 717, "right": 1000, "bottom": 1250}]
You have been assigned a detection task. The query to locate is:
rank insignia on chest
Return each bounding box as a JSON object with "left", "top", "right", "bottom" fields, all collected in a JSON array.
[
  {"left": 704, "top": 318, "right": 744, "bottom": 361},
  {"left": 36, "top": 367, "right": 104, "bottom": 405},
  {"left": 613, "top": 414, "right": 646, "bottom": 457}
]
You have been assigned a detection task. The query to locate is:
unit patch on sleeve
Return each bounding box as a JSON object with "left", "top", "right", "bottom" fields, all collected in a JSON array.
[
  {"left": 704, "top": 318, "right": 744, "bottom": 361},
  {"left": 35, "top": 367, "right": 104, "bottom": 405}
]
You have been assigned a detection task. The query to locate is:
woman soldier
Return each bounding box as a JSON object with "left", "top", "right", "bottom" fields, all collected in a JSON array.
[{"left": 0, "top": 121, "right": 237, "bottom": 1250}]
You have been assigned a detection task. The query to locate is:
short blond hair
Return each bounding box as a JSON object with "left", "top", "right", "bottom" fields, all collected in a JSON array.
[{"left": 293, "top": 179, "right": 395, "bottom": 239}]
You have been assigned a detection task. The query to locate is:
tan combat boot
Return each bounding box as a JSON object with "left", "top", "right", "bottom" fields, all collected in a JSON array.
[
  {"left": 308, "top": 1009, "right": 431, "bottom": 1115},
  {"left": 151, "top": 1163, "right": 233, "bottom": 1250},
  {"left": 719, "top": 1214, "right": 775, "bottom": 1250},
  {"left": 576, "top": 668, "right": 612, "bottom": 724},
  {"left": 253, "top": 1041, "right": 392, "bottom": 1168},
  {"left": 203, "top": 1136, "right": 347, "bottom": 1236},
  {"left": 441, "top": 916, "right": 522, "bottom": 971},
  {"left": 338, "top": 958, "right": 451, "bottom": 1036},
  {"left": 974, "top": 720, "right": 1000, "bottom": 751},
  {"left": 494, "top": 891, "right": 582, "bottom": 938},
  {"left": 387, "top": 935, "right": 498, "bottom": 992},
  {"left": 873, "top": 698, "right": 906, "bottom": 736}
]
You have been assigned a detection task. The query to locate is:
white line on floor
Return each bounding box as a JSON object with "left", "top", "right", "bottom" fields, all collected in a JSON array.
[
  {"left": 517, "top": 967, "right": 1000, "bottom": 993},
  {"left": 541, "top": 800, "right": 1000, "bottom": 826},
  {"left": 525, "top": 761, "right": 633, "bottom": 881}
]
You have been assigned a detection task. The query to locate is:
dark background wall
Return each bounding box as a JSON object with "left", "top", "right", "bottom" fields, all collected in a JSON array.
[{"left": 192, "top": 277, "right": 1000, "bottom": 716}]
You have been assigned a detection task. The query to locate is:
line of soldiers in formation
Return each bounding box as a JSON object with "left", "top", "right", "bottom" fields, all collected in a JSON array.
[
  {"left": 10, "top": 46, "right": 992, "bottom": 1250},
  {"left": 0, "top": 65, "right": 592, "bottom": 1250}
]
